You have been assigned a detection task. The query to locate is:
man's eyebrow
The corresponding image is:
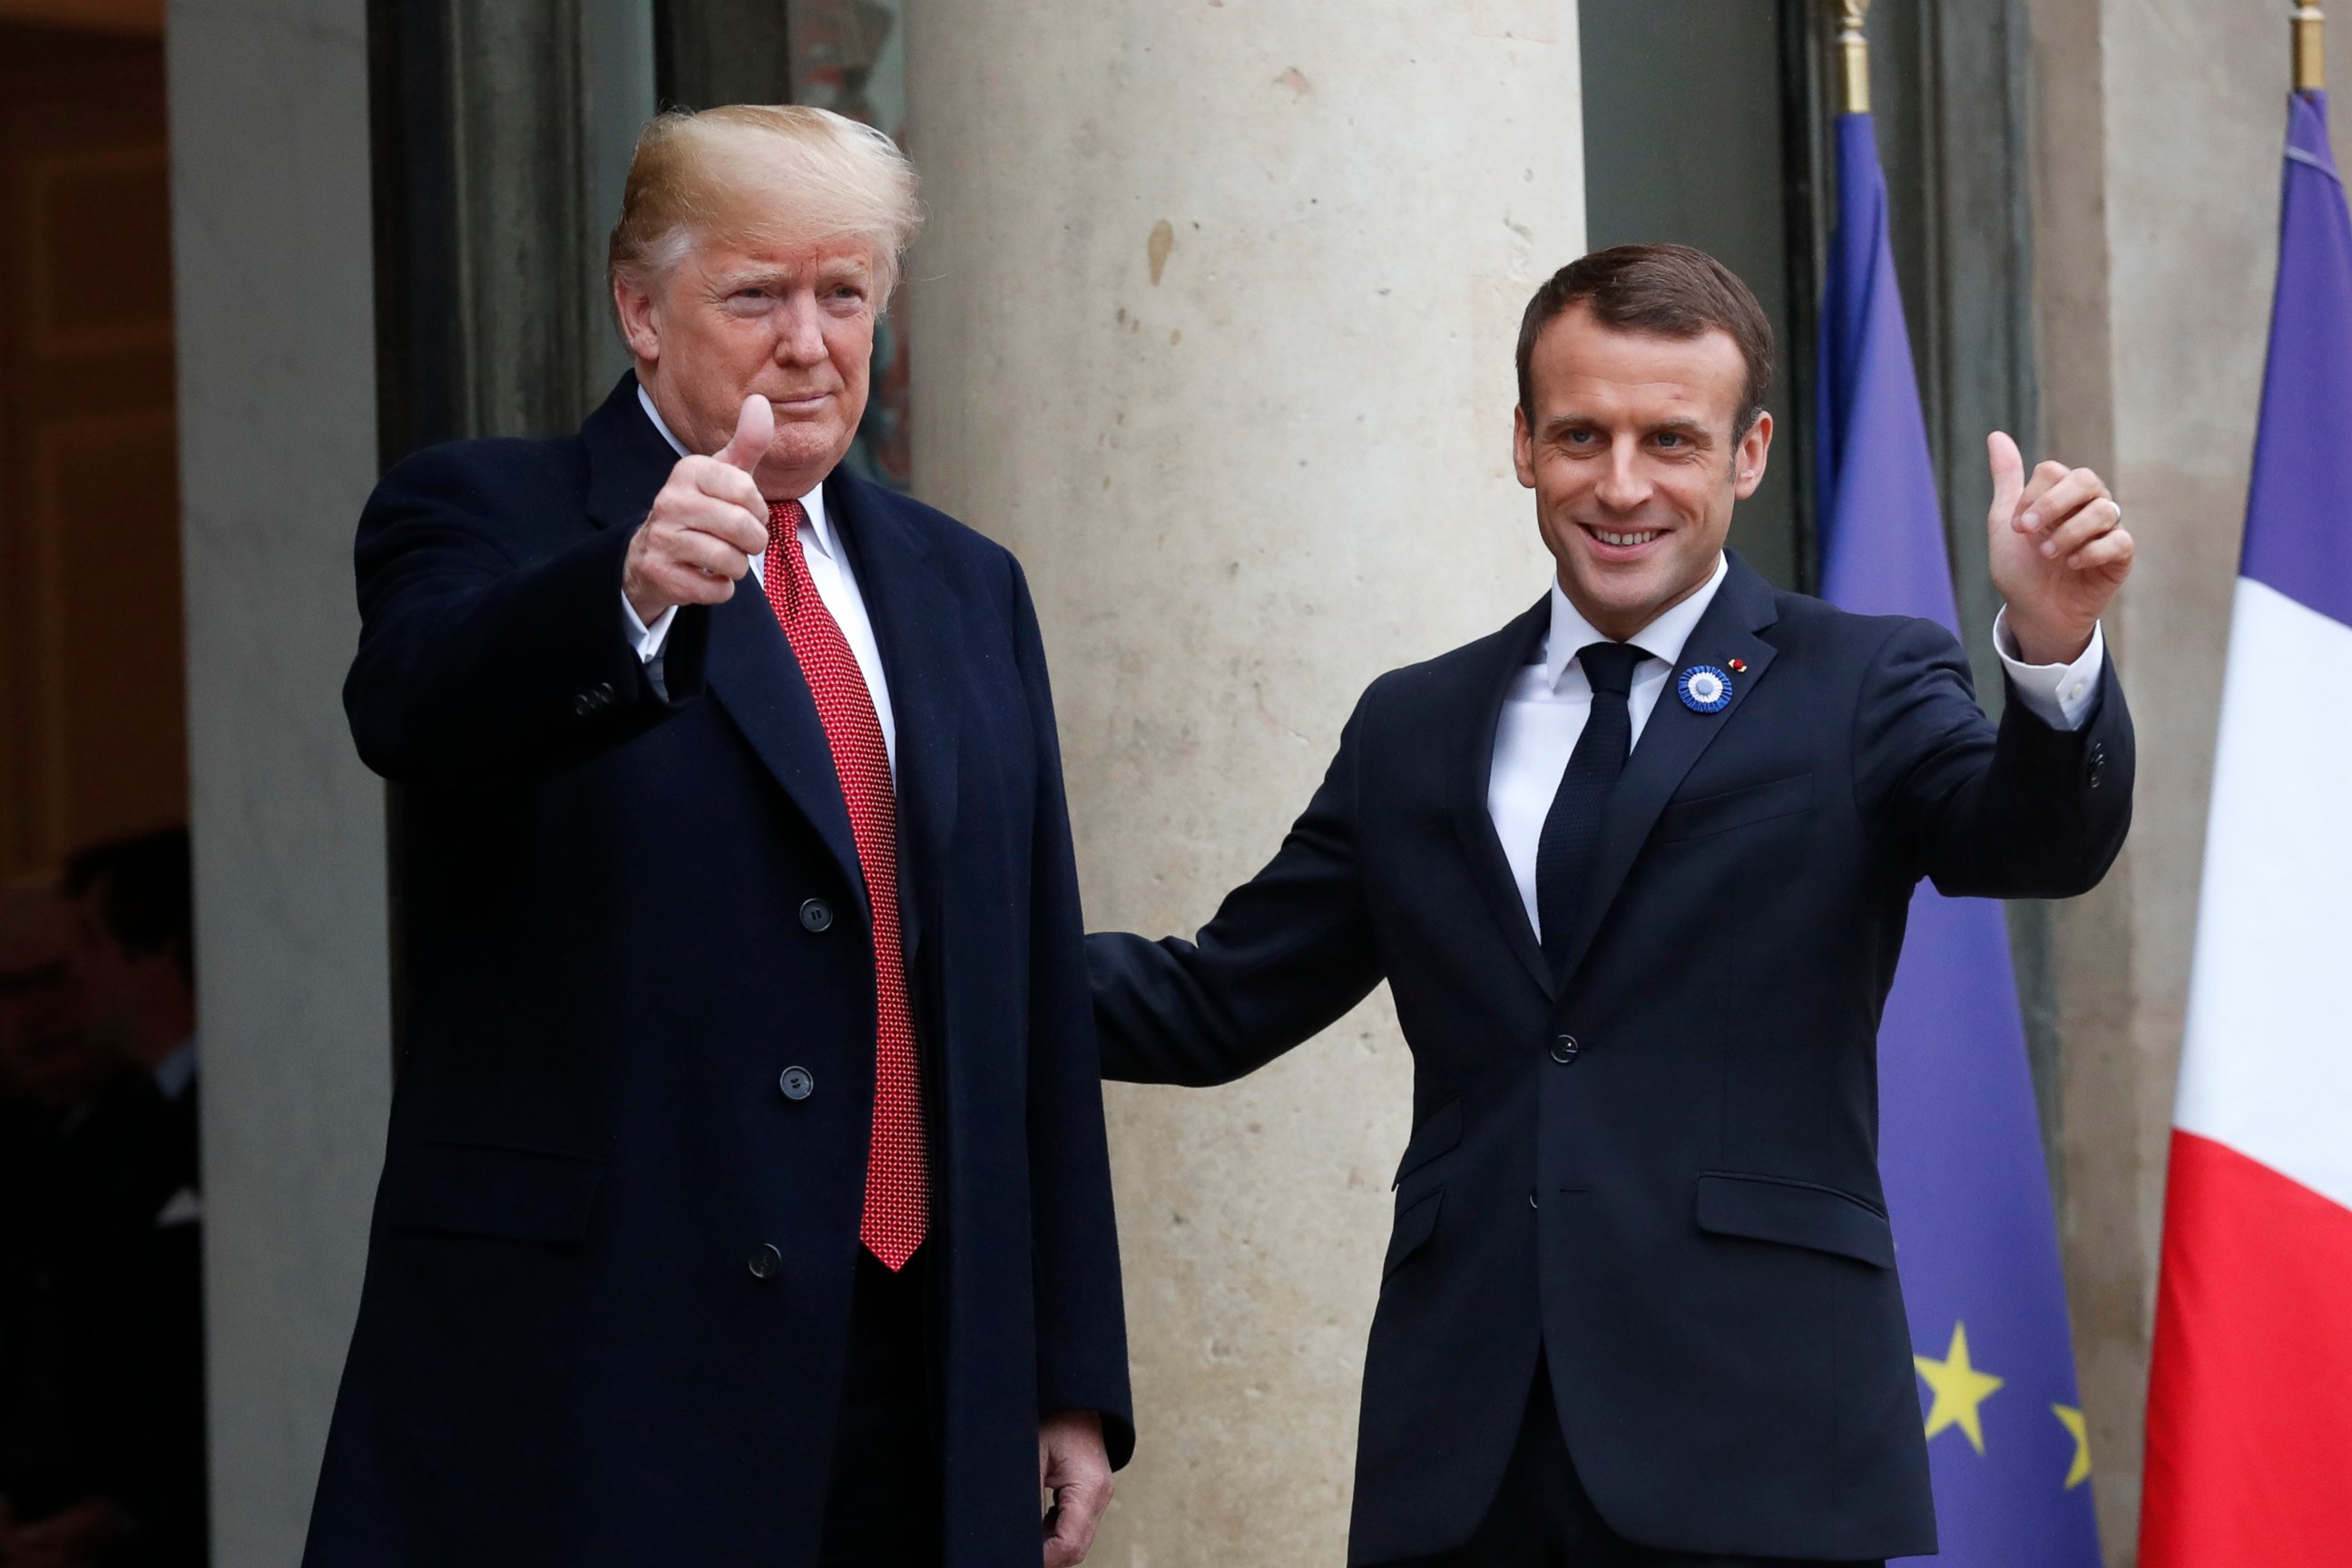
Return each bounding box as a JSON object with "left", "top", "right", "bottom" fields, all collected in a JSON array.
[
  {"left": 1535, "top": 408, "right": 1723, "bottom": 440},
  {"left": 711, "top": 257, "right": 872, "bottom": 290},
  {"left": 710, "top": 266, "right": 794, "bottom": 291},
  {"left": 1646, "top": 416, "right": 1717, "bottom": 442}
]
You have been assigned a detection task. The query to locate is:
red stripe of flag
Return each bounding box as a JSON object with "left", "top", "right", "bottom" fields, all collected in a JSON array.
[{"left": 2141, "top": 1130, "right": 2352, "bottom": 1566}]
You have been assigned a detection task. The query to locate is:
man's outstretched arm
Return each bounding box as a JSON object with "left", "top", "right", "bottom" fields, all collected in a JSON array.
[
  {"left": 1863, "top": 435, "right": 2137, "bottom": 897},
  {"left": 1091, "top": 701, "right": 1387, "bottom": 1087}
]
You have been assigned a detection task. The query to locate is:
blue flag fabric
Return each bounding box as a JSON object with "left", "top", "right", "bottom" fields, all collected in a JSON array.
[
  {"left": 2240, "top": 92, "right": 2352, "bottom": 631},
  {"left": 1816, "top": 113, "right": 2104, "bottom": 1568}
]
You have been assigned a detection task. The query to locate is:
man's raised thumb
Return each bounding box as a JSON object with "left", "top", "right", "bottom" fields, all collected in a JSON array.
[
  {"left": 717, "top": 394, "right": 773, "bottom": 472},
  {"left": 1986, "top": 430, "right": 2025, "bottom": 525}
]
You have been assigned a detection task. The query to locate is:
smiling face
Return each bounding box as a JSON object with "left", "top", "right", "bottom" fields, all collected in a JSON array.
[
  {"left": 1513, "top": 302, "right": 1771, "bottom": 642},
  {"left": 616, "top": 232, "right": 877, "bottom": 499}
]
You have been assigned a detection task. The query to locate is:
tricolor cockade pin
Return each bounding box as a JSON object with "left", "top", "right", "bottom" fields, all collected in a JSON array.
[{"left": 1677, "top": 663, "right": 1733, "bottom": 713}]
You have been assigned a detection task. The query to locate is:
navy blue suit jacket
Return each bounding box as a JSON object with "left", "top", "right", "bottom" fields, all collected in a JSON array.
[
  {"left": 306, "top": 377, "right": 1131, "bottom": 1568},
  {"left": 1091, "top": 555, "right": 2132, "bottom": 1564}
]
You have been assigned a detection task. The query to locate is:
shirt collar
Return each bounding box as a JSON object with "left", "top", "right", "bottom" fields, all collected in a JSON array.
[
  {"left": 635, "top": 383, "right": 836, "bottom": 560},
  {"left": 1542, "top": 551, "right": 1730, "bottom": 691}
]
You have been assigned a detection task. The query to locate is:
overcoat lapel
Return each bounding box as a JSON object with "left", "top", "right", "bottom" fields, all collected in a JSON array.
[
  {"left": 825, "top": 471, "right": 963, "bottom": 956},
  {"left": 703, "top": 592, "right": 870, "bottom": 905},
  {"left": 1450, "top": 598, "right": 1557, "bottom": 997},
  {"left": 580, "top": 375, "right": 866, "bottom": 904},
  {"left": 1549, "top": 554, "right": 1782, "bottom": 996}
]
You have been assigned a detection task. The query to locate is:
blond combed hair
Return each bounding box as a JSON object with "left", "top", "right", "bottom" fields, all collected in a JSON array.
[{"left": 608, "top": 104, "right": 923, "bottom": 309}]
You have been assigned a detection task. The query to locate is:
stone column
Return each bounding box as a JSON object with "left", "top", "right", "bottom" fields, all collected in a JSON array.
[
  {"left": 167, "top": 2, "right": 389, "bottom": 1560},
  {"left": 906, "top": 4, "right": 1581, "bottom": 1561},
  {"left": 2026, "top": 2, "right": 2283, "bottom": 1558}
]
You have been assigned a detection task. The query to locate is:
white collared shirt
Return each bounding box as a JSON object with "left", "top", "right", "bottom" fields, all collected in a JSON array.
[
  {"left": 1485, "top": 553, "right": 2106, "bottom": 939},
  {"left": 625, "top": 386, "right": 897, "bottom": 772}
]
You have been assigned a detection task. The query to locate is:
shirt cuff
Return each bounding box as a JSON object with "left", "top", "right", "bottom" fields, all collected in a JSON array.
[
  {"left": 622, "top": 593, "right": 677, "bottom": 662},
  {"left": 1993, "top": 610, "right": 2104, "bottom": 731}
]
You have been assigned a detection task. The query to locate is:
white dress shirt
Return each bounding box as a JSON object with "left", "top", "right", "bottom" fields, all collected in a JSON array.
[
  {"left": 1486, "top": 553, "right": 2108, "bottom": 940},
  {"left": 624, "top": 386, "right": 897, "bottom": 774}
]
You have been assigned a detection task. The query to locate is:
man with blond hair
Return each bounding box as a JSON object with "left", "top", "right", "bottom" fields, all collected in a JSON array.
[{"left": 304, "top": 106, "right": 1130, "bottom": 1568}]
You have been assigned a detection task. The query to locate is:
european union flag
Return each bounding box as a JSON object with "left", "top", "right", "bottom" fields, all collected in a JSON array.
[{"left": 1816, "top": 110, "right": 2104, "bottom": 1567}]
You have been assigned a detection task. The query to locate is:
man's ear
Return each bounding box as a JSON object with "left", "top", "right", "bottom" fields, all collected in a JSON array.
[
  {"left": 1731, "top": 409, "right": 1773, "bottom": 500},
  {"left": 613, "top": 273, "right": 662, "bottom": 365},
  {"left": 1513, "top": 405, "right": 1537, "bottom": 489}
]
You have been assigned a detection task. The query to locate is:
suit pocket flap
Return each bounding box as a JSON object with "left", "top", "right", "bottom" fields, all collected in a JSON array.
[
  {"left": 1694, "top": 1171, "right": 1893, "bottom": 1268},
  {"left": 1392, "top": 1098, "right": 1463, "bottom": 1189},
  {"left": 380, "top": 1142, "right": 603, "bottom": 1244},
  {"left": 1383, "top": 1191, "right": 1443, "bottom": 1281},
  {"left": 1656, "top": 771, "right": 1815, "bottom": 843}
]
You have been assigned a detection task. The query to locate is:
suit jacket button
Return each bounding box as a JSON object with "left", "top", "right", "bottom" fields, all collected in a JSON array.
[
  {"left": 799, "top": 898, "right": 834, "bottom": 933},
  {"left": 1550, "top": 1034, "right": 1581, "bottom": 1064},
  {"left": 573, "top": 692, "right": 596, "bottom": 717},
  {"left": 779, "top": 1065, "right": 814, "bottom": 1102},
  {"left": 748, "top": 1244, "right": 782, "bottom": 1279}
]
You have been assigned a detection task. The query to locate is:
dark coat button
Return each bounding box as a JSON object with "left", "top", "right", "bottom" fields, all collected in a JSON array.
[
  {"left": 1550, "top": 1034, "right": 1581, "bottom": 1064},
  {"left": 572, "top": 692, "right": 596, "bottom": 717},
  {"left": 779, "top": 1065, "right": 814, "bottom": 1102},
  {"left": 593, "top": 681, "right": 615, "bottom": 701},
  {"left": 799, "top": 898, "right": 834, "bottom": 933},
  {"left": 748, "top": 1244, "right": 782, "bottom": 1279}
]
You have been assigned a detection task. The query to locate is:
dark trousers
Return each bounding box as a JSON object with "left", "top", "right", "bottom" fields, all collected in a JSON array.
[
  {"left": 1391, "top": 1360, "right": 1886, "bottom": 1568},
  {"left": 818, "top": 1244, "right": 942, "bottom": 1567}
]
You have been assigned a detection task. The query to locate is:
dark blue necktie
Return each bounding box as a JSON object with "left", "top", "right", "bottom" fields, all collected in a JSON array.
[{"left": 1535, "top": 641, "right": 1648, "bottom": 973}]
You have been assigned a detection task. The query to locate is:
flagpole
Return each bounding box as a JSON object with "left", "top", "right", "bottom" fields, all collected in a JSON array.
[
  {"left": 1834, "top": 0, "right": 1872, "bottom": 114},
  {"left": 2295, "top": 1, "right": 2325, "bottom": 93}
]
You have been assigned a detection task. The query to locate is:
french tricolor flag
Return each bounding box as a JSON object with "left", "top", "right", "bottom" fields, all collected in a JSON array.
[{"left": 2140, "top": 90, "right": 2352, "bottom": 1567}]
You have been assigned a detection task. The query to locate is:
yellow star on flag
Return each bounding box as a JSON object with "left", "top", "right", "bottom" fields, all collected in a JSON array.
[
  {"left": 1915, "top": 1321, "right": 2004, "bottom": 1453},
  {"left": 2053, "top": 1404, "right": 2092, "bottom": 1489}
]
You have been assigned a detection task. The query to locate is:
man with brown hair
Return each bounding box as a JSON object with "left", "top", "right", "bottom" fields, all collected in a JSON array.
[
  {"left": 305, "top": 106, "right": 1128, "bottom": 1568},
  {"left": 1091, "top": 244, "right": 2136, "bottom": 1566}
]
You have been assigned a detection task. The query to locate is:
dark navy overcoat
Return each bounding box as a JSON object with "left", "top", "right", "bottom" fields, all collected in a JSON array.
[{"left": 305, "top": 376, "right": 1131, "bottom": 1568}]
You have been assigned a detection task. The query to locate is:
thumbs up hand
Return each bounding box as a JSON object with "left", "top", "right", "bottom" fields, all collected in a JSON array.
[
  {"left": 1983, "top": 431, "right": 2134, "bottom": 665},
  {"left": 622, "top": 394, "right": 776, "bottom": 625}
]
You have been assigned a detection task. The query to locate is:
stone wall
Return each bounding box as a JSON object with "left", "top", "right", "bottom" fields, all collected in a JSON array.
[
  {"left": 167, "top": 2, "right": 389, "bottom": 1560},
  {"left": 906, "top": 3, "right": 1580, "bottom": 1561}
]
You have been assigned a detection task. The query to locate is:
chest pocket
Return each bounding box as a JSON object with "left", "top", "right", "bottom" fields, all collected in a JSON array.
[{"left": 1655, "top": 770, "right": 1814, "bottom": 844}]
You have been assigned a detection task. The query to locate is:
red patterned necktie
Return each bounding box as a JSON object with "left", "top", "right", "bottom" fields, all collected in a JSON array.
[{"left": 763, "top": 498, "right": 929, "bottom": 1269}]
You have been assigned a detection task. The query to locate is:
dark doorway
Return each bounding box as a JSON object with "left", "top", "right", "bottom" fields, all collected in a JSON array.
[{"left": 0, "top": 18, "right": 209, "bottom": 1566}]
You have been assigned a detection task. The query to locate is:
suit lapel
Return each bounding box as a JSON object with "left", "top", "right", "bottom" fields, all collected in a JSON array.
[
  {"left": 581, "top": 374, "right": 869, "bottom": 902},
  {"left": 825, "top": 472, "right": 962, "bottom": 956},
  {"left": 581, "top": 372, "right": 677, "bottom": 535},
  {"left": 1550, "top": 554, "right": 1784, "bottom": 994},
  {"left": 705, "top": 588, "right": 869, "bottom": 906},
  {"left": 1451, "top": 598, "right": 1557, "bottom": 997}
]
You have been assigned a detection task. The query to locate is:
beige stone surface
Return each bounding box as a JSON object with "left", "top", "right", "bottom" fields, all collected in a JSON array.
[
  {"left": 905, "top": 3, "right": 1579, "bottom": 1560},
  {"left": 2028, "top": 2, "right": 2285, "bottom": 1559},
  {"left": 168, "top": 1, "right": 391, "bottom": 1561}
]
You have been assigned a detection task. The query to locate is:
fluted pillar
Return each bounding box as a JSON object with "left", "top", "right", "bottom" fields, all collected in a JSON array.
[{"left": 906, "top": 5, "right": 1582, "bottom": 1560}]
